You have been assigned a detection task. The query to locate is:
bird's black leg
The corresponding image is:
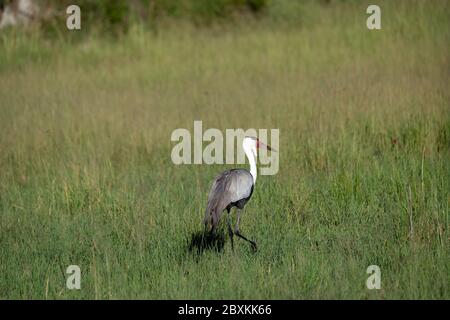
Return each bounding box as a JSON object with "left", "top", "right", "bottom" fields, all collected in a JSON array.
[
  {"left": 227, "top": 212, "right": 234, "bottom": 251},
  {"left": 234, "top": 209, "right": 257, "bottom": 251},
  {"left": 235, "top": 231, "right": 257, "bottom": 251}
]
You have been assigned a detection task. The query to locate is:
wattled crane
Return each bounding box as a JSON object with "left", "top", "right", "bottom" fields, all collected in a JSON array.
[{"left": 203, "top": 136, "right": 275, "bottom": 251}]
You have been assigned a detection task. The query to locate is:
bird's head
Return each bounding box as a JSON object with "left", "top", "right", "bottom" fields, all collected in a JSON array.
[{"left": 243, "top": 136, "right": 277, "bottom": 158}]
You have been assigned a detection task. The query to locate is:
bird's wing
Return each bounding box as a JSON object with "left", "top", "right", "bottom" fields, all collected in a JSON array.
[{"left": 203, "top": 169, "right": 253, "bottom": 228}]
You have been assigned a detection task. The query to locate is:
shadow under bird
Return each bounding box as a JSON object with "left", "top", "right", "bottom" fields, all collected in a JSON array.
[{"left": 203, "top": 136, "right": 276, "bottom": 251}]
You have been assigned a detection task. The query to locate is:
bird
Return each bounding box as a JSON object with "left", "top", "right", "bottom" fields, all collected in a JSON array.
[{"left": 203, "top": 136, "right": 276, "bottom": 251}]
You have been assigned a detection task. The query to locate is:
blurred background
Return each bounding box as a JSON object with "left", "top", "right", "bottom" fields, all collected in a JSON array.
[{"left": 0, "top": 0, "right": 302, "bottom": 32}]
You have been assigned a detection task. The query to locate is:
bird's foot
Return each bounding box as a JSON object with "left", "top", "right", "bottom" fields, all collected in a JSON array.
[{"left": 250, "top": 241, "right": 258, "bottom": 252}]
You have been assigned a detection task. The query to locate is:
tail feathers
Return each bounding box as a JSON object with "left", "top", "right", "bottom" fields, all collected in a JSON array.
[
  {"left": 203, "top": 208, "right": 221, "bottom": 231},
  {"left": 202, "top": 210, "right": 210, "bottom": 227}
]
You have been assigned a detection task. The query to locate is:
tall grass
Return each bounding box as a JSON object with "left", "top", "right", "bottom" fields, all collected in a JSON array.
[{"left": 0, "top": 0, "right": 449, "bottom": 299}]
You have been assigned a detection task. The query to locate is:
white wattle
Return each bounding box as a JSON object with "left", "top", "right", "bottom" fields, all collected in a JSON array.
[{"left": 243, "top": 142, "right": 257, "bottom": 184}]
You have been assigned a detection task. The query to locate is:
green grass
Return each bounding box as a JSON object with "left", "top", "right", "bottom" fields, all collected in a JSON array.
[{"left": 0, "top": 0, "right": 449, "bottom": 299}]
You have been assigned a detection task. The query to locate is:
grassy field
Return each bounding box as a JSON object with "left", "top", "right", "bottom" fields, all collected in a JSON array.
[{"left": 0, "top": 0, "right": 449, "bottom": 299}]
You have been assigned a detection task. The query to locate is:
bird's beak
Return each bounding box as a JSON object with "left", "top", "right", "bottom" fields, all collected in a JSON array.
[
  {"left": 266, "top": 144, "right": 277, "bottom": 152},
  {"left": 258, "top": 141, "right": 277, "bottom": 152}
]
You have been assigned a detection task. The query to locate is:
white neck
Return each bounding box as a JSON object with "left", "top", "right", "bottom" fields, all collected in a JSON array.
[{"left": 243, "top": 143, "right": 257, "bottom": 184}]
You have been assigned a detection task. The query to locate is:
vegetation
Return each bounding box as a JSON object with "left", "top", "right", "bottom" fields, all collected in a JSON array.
[{"left": 0, "top": 0, "right": 449, "bottom": 299}]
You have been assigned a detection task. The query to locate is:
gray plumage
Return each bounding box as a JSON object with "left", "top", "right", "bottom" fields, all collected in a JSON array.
[{"left": 203, "top": 169, "right": 254, "bottom": 230}]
